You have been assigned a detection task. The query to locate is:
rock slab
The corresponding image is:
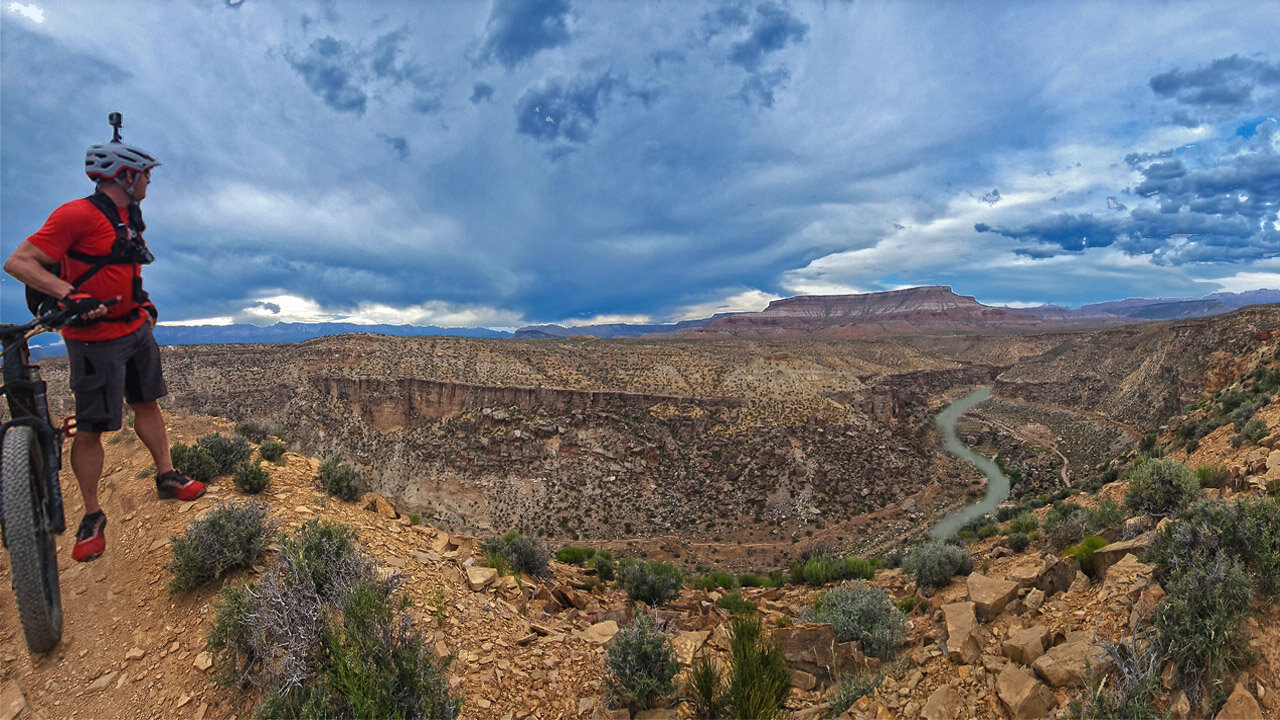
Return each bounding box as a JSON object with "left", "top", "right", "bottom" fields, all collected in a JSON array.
[{"left": 941, "top": 601, "right": 981, "bottom": 665}]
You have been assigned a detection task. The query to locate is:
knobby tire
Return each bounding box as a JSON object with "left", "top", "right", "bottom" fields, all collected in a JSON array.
[{"left": 2, "top": 425, "right": 63, "bottom": 652}]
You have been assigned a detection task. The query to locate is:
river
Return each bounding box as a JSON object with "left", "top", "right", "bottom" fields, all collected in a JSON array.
[{"left": 928, "top": 386, "right": 1010, "bottom": 540}]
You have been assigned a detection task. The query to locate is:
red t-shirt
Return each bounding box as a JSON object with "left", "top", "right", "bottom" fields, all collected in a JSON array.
[{"left": 26, "top": 198, "right": 146, "bottom": 342}]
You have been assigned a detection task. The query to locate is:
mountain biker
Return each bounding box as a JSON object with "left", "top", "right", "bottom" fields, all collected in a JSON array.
[{"left": 2, "top": 127, "right": 205, "bottom": 563}]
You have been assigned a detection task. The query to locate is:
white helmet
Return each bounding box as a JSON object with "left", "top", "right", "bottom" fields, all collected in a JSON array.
[{"left": 85, "top": 141, "right": 161, "bottom": 180}]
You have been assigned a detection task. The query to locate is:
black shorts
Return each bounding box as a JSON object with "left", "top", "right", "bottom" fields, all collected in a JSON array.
[{"left": 65, "top": 323, "right": 168, "bottom": 433}]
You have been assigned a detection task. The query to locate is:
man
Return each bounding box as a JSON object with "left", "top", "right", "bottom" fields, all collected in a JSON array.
[{"left": 3, "top": 122, "right": 205, "bottom": 563}]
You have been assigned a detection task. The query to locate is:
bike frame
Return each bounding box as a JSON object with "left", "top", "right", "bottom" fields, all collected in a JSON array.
[{"left": 0, "top": 317, "right": 68, "bottom": 544}]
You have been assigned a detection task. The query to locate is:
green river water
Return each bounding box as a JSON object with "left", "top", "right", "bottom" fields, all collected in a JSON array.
[{"left": 929, "top": 386, "right": 1010, "bottom": 540}]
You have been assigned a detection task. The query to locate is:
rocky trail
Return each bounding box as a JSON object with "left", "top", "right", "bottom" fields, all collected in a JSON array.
[{"left": 2, "top": 408, "right": 1279, "bottom": 719}]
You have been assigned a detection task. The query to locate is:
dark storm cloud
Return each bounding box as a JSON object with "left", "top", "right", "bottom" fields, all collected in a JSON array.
[
  {"left": 515, "top": 72, "right": 622, "bottom": 143},
  {"left": 1149, "top": 54, "right": 1280, "bottom": 107},
  {"left": 979, "top": 127, "right": 1280, "bottom": 265},
  {"left": 480, "top": 0, "right": 573, "bottom": 69},
  {"left": 287, "top": 36, "right": 368, "bottom": 114},
  {"left": 470, "top": 82, "right": 495, "bottom": 104},
  {"left": 976, "top": 214, "right": 1122, "bottom": 253},
  {"left": 727, "top": 2, "right": 808, "bottom": 71},
  {"left": 700, "top": 2, "right": 751, "bottom": 40},
  {"left": 286, "top": 29, "right": 435, "bottom": 115}
]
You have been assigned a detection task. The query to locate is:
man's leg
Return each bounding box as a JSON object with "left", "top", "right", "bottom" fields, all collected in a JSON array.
[
  {"left": 130, "top": 399, "right": 173, "bottom": 475},
  {"left": 70, "top": 431, "right": 105, "bottom": 515}
]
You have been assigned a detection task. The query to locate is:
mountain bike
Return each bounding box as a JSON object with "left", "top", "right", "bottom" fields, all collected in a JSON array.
[{"left": 1, "top": 305, "right": 85, "bottom": 652}]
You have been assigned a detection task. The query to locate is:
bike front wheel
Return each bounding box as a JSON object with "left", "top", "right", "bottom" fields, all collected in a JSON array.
[{"left": 2, "top": 424, "right": 63, "bottom": 652}]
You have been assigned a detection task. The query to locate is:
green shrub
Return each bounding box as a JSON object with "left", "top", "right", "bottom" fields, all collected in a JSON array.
[
  {"left": 198, "top": 434, "right": 253, "bottom": 476},
  {"left": 207, "top": 519, "right": 461, "bottom": 718},
  {"left": 802, "top": 582, "right": 907, "bottom": 660},
  {"left": 828, "top": 673, "right": 881, "bottom": 718},
  {"left": 1003, "top": 512, "right": 1039, "bottom": 535},
  {"left": 1063, "top": 536, "right": 1109, "bottom": 576},
  {"left": 686, "top": 652, "right": 727, "bottom": 719},
  {"left": 895, "top": 596, "right": 918, "bottom": 614},
  {"left": 1068, "top": 633, "right": 1165, "bottom": 720},
  {"left": 618, "top": 560, "right": 683, "bottom": 607},
  {"left": 170, "top": 442, "right": 218, "bottom": 484},
  {"left": 555, "top": 545, "right": 596, "bottom": 565},
  {"left": 1194, "top": 463, "right": 1231, "bottom": 489},
  {"left": 1006, "top": 533, "right": 1031, "bottom": 553},
  {"left": 167, "top": 501, "right": 275, "bottom": 593},
  {"left": 604, "top": 614, "right": 679, "bottom": 712},
  {"left": 234, "top": 420, "right": 275, "bottom": 444},
  {"left": 590, "top": 551, "right": 616, "bottom": 581},
  {"left": 726, "top": 613, "right": 791, "bottom": 719},
  {"left": 1154, "top": 555, "right": 1252, "bottom": 707},
  {"left": 1149, "top": 497, "right": 1280, "bottom": 601},
  {"left": 976, "top": 523, "right": 999, "bottom": 539},
  {"left": 232, "top": 461, "right": 270, "bottom": 494},
  {"left": 902, "top": 541, "right": 973, "bottom": 590},
  {"left": 1086, "top": 499, "right": 1124, "bottom": 534},
  {"left": 1044, "top": 501, "right": 1088, "bottom": 547},
  {"left": 259, "top": 439, "right": 287, "bottom": 464},
  {"left": 737, "top": 572, "right": 767, "bottom": 588},
  {"left": 1123, "top": 459, "right": 1199, "bottom": 519},
  {"left": 482, "top": 531, "right": 550, "bottom": 577},
  {"left": 790, "top": 552, "right": 876, "bottom": 586},
  {"left": 1241, "top": 418, "right": 1270, "bottom": 444},
  {"left": 716, "top": 590, "right": 757, "bottom": 616},
  {"left": 317, "top": 455, "right": 367, "bottom": 502}
]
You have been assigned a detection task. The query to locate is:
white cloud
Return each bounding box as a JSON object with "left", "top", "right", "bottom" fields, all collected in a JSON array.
[
  {"left": 1204, "top": 271, "right": 1280, "bottom": 294},
  {"left": 227, "top": 294, "right": 524, "bottom": 328},
  {"left": 673, "top": 289, "right": 780, "bottom": 321},
  {"left": 558, "top": 313, "right": 654, "bottom": 327},
  {"left": 6, "top": 2, "right": 44, "bottom": 23}
]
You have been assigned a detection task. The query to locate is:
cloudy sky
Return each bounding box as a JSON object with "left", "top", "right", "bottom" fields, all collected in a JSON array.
[{"left": 2, "top": 1, "right": 1278, "bottom": 329}]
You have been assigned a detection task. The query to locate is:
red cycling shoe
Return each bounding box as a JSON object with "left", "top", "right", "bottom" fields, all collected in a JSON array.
[
  {"left": 72, "top": 511, "right": 107, "bottom": 562},
  {"left": 156, "top": 470, "right": 206, "bottom": 501}
]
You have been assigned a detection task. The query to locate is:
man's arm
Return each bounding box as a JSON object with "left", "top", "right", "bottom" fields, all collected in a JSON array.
[
  {"left": 5, "top": 241, "right": 110, "bottom": 319},
  {"left": 4, "top": 241, "right": 73, "bottom": 298}
]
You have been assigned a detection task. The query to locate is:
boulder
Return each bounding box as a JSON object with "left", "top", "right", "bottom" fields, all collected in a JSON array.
[
  {"left": 671, "top": 630, "right": 710, "bottom": 666},
  {"left": 941, "top": 602, "right": 981, "bottom": 665},
  {"left": 579, "top": 620, "right": 620, "bottom": 645},
  {"left": 1003, "top": 624, "right": 1050, "bottom": 665},
  {"left": 1023, "top": 587, "right": 1045, "bottom": 613},
  {"left": 1004, "top": 560, "right": 1044, "bottom": 589},
  {"left": 1032, "top": 639, "right": 1108, "bottom": 688},
  {"left": 465, "top": 566, "right": 498, "bottom": 591},
  {"left": 921, "top": 685, "right": 964, "bottom": 720},
  {"left": 967, "top": 573, "right": 1019, "bottom": 620},
  {"left": 1034, "top": 555, "right": 1080, "bottom": 596},
  {"left": 1215, "top": 682, "right": 1262, "bottom": 720},
  {"left": 997, "top": 664, "right": 1054, "bottom": 719},
  {"left": 1091, "top": 532, "right": 1156, "bottom": 578}
]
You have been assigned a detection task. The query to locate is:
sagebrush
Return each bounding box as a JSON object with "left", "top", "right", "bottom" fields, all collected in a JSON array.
[{"left": 166, "top": 501, "right": 275, "bottom": 593}]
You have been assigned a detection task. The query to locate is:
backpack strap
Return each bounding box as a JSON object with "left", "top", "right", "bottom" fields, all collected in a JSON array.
[{"left": 62, "top": 193, "right": 147, "bottom": 290}]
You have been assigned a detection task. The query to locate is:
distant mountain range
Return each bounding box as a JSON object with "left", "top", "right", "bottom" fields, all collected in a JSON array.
[{"left": 25, "top": 287, "right": 1280, "bottom": 358}]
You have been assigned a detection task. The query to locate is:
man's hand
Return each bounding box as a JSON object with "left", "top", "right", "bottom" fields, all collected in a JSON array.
[{"left": 58, "top": 292, "right": 111, "bottom": 321}]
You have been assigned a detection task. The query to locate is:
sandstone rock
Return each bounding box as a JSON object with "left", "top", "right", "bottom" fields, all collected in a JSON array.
[
  {"left": 1215, "top": 682, "right": 1262, "bottom": 720},
  {"left": 921, "top": 685, "right": 963, "bottom": 720},
  {"left": 580, "top": 620, "right": 620, "bottom": 645},
  {"left": 997, "top": 664, "right": 1053, "bottom": 719},
  {"left": 775, "top": 624, "right": 844, "bottom": 682},
  {"left": 1023, "top": 587, "right": 1045, "bottom": 613},
  {"left": 466, "top": 566, "right": 498, "bottom": 591},
  {"left": 671, "top": 630, "right": 710, "bottom": 665},
  {"left": 941, "top": 602, "right": 981, "bottom": 665},
  {"left": 1170, "top": 691, "right": 1191, "bottom": 720},
  {"left": 1091, "top": 532, "right": 1155, "bottom": 578},
  {"left": 0, "top": 681, "right": 27, "bottom": 720},
  {"left": 125, "top": 646, "right": 146, "bottom": 660},
  {"left": 1067, "top": 571, "right": 1091, "bottom": 594},
  {"left": 1032, "top": 640, "right": 1107, "bottom": 688},
  {"left": 593, "top": 706, "right": 630, "bottom": 720},
  {"left": 87, "top": 671, "right": 118, "bottom": 692},
  {"left": 194, "top": 651, "right": 213, "bottom": 671},
  {"left": 967, "top": 573, "right": 1019, "bottom": 620},
  {"left": 791, "top": 669, "right": 817, "bottom": 691},
  {"left": 634, "top": 708, "right": 679, "bottom": 719},
  {"left": 1003, "top": 625, "right": 1050, "bottom": 666},
  {"left": 1004, "top": 560, "right": 1044, "bottom": 589},
  {"left": 1035, "top": 555, "right": 1080, "bottom": 596}
]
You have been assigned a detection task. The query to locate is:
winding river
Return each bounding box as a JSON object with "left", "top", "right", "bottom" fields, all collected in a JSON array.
[{"left": 928, "top": 386, "right": 1011, "bottom": 540}]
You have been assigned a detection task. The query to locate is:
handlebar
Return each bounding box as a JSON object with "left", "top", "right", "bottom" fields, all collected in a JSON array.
[{"left": 1, "top": 298, "right": 120, "bottom": 344}]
